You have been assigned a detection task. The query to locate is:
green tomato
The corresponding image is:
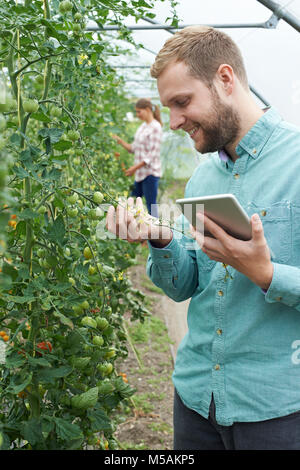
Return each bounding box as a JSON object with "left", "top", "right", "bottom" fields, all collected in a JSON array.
[
  {"left": 88, "top": 265, "right": 97, "bottom": 275},
  {"left": 104, "top": 348, "right": 116, "bottom": 359},
  {"left": 74, "top": 12, "right": 82, "bottom": 20},
  {"left": 37, "top": 248, "right": 45, "bottom": 258},
  {"left": 68, "top": 277, "right": 76, "bottom": 286},
  {"left": 88, "top": 208, "right": 98, "bottom": 220},
  {"left": 64, "top": 247, "right": 71, "bottom": 257},
  {"left": 97, "top": 362, "right": 113, "bottom": 376},
  {"left": 81, "top": 300, "right": 90, "bottom": 310},
  {"left": 93, "top": 191, "right": 104, "bottom": 204},
  {"left": 81, "top": 316, "right": 97, "bottom": 328},
  {"left": 92, "top": 335, "right": 104, "bottom": 346},
  {"left": 59, "top": 0, "right": 72, "bottom": 13},
  {"left": 67, "top": 193, "right": 79, "bottom": 204},
  {"left": 66, "top": 129, "right": 80, "bottom": 141},
  {"left": 37, "top": 205, "right": 47, "bottom": 214},
  {"left": 50, "top": 105, "right": 62, "bottom": 118},
  {"left": 72, "top": 304, "right": 83, "bottom": 315},
  {"left": 95, "top": 316, "right": 109, "bottom": 331},
  {"left": 96, "top": 263, "right": 103, "bottom": 273},
  {"left": 83, "top": 246, "right": 93, "bottom": 260},
  {"left": 23, "top": 99, "right": 39, "bottom": 113},
  {"left": 73, "top": 23, "right": 81, "bottom": 32},
  {"left": 67, "top": 207, "right": 78, "bottom": 217}
]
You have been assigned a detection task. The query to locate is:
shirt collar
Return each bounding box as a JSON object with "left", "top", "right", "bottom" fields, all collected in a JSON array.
[{"left": 218, "top": 106, "right": 282, "bottom": 162}]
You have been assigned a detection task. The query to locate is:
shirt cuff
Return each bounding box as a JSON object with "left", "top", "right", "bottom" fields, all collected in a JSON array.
[
  {"left": 265, "top": 262, "right": 300, "bottom": 307},
  {"left": 147, "top": 235, "right": 181, "bottom": 261}
]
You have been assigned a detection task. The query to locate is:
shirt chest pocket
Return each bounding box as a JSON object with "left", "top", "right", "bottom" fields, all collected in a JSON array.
[
  {"left": 247, "top": 202, "right": 292, "bottom": 264},
  {"left": 196, "top": 250, "right": 216, "bottom": 272}
]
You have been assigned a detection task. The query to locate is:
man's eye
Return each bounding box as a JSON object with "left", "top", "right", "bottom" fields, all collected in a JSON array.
[{"left": 177, "top": 99, "right": 188, "bottom": 106}]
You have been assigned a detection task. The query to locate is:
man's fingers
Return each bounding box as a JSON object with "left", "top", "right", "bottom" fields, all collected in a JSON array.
[
  {"left": 190, "top": 224, "right": 204, "bottom": 247},
  {"left": 136, "top": 196, "right": 144, "bottom": 210},
  {"left": 106, "top": 205, "right": 116, "bottom": 235},
  {"left": 115, "top": 199, "right": 128, "bottom": 239},
  {"left": 251, "top": 213, "right": 265, "bottom": 243},
  {"left": 197, "top": 212, "right": 229, "bottom": 243}
]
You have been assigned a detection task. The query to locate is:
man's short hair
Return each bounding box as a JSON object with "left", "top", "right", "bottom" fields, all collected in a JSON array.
[{"left": 150, "top": 25, "right": 248, "bottom": 89}]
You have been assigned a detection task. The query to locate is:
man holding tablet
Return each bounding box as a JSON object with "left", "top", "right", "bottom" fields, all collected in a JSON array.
[{"left": 106, "top": 26, "right": 300, "bottom": 450}]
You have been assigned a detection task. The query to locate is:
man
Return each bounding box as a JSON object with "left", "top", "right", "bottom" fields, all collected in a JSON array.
[{"left": 106, "top": 26, "right": 300, "bottom": 450}]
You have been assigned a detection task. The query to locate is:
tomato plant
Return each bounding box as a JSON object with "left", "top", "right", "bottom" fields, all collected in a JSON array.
[{"left": 0, "top": 0, "right": 171, "bottom": 450}]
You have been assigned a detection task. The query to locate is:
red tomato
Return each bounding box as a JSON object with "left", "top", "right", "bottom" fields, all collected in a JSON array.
[{"left": 36, "top": 341, "right": 52, "bottom": 353}]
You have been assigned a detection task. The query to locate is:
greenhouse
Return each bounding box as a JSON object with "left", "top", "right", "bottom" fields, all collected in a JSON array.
[{"left": 0, "top": 0, "right": 300, "bottom": 454}]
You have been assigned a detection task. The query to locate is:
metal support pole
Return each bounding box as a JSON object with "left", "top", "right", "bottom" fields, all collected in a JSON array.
[
  {"left": 257, "top": 0, "right": 300, "bottom": 33},
  {"left": 87, "top": 21, "right": 272, "bottom": 32}
]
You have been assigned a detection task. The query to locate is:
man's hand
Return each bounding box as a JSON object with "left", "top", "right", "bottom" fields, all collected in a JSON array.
[
  {"left": 106, "top": 197, "right": 173, "bottom": 247},
  {"left": 190, "top": 212, "right": 274, "bottom": 290}
]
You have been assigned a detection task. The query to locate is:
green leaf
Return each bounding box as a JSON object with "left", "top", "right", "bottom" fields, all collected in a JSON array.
[
  {"left": 54, "top": 417, "right": 83, "bottom": 441},
  {"left": 21, "top": 418, "right": 43, "bottom": 446},
  {"left": 47, "top": 214, "right": 65, "bottom": 245},
  {"left": 38, "top": 365, "right": 72, "bottom": 383},
  {"left": 87, "top": 406, "right": 112, "bottom": 432},
  {"left": 18, "top": 208, "right": 39, "bottom": 220},
  {"left": 2, "top": 262, "right": 18, "bottom": 281},
  {"left": 53, "top": 310, "right": 74, "bottom": 329},
  {"left": 5, "top": 350, "right": 27, "bottom": 368},
  {"left": 6, "top": 294, "right": 35, "bottom": 304},
  {"left": 31, "top": 112, "right": 51, "bottom": 123},
  {"left": 13, "top": 165, "right": 30, "bottom": 179},
  {"left": 82, "top": 126, "right": 97, "bottom": 137},
  {"left": 38, "top": 127, "right": 64, "bottom": 144},
  {"left": 27, "top": 356, "right": 51, "bottom": 367},
  {"left": 52, "top": 140, "right": 73, "bottom": 151},
  {"left": 7, "top": 372, "right": 33, "bottom": 394}
]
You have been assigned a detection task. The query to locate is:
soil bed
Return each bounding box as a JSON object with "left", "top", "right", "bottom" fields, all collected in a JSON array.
[{"left": 115, "top": 251, "right": 176, "bottom": 450}]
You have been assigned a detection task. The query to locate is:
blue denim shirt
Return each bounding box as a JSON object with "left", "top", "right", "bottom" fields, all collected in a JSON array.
[{"left": 146, "top": 107, "right": 300, "bottom": 425}]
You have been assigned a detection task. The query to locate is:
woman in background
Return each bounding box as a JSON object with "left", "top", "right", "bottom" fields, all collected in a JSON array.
[{"left": 113, "top": 98, "right": 163, "bottom": 218}]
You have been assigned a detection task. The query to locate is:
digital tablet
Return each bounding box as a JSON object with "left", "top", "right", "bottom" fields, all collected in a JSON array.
[{"left": 176, "top": 193, "right": 252, "bottom": 241}]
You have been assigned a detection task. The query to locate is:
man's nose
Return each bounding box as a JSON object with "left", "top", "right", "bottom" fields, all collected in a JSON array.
[{"left": 169, "top": 110, "right": 185, "bottom": 131}]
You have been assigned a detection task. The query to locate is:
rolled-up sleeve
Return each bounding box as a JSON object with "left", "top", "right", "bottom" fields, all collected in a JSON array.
[
  {"left": 146, "top": 200, "right": 200, "bottom": 303},
  {"left": 265, "top": 262, "right": 300, "bottom": 312}
]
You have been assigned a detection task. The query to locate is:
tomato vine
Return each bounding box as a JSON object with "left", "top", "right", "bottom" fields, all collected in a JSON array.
[{"left": 0, "top": 0, "right": 174, "bottom": 450}]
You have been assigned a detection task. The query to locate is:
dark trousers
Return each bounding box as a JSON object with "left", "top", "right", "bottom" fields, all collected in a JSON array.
[
  {"left": 173, "top": 388, "right": 300, "bottom": 450},
  {"left": 131, "top": 175, "right": 160, "bottom": 218}
]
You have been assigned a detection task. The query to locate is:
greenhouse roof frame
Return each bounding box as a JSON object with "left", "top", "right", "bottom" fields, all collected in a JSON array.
[
  {"left": 87, "top": 0, "right": 300, "bottom": 33},
  {"left": 87, "top": 0, "right": 300, "bottom": 108}
]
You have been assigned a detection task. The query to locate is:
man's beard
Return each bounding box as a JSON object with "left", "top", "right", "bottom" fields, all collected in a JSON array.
[{"left": 194, "top": 86, "right": 241, "bottom": 154}]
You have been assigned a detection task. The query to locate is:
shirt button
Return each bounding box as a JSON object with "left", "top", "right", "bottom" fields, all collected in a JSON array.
[
  {"left": 276, "top": 296, "right": 282, "bottom": 302},
  {"left": 216, "top": 328, "right": 223, "bottom": 335},
  {"left": 234, "top": 173, "right": 240, "bottom": 179},
  {"left": 214, "top": 364, "right": 221, "bottom": 370},
  {"left": 218, "top": 290, "right": 224, "bottom": 296},
  {"left": 261, "top": 210, "right": 267, "bottom": 217},
  {"left": 163, "top": 254, "right": 170, "bottom": 258},
  {"left": 253, "top": 148, "right": 257, "bottom": 154}
]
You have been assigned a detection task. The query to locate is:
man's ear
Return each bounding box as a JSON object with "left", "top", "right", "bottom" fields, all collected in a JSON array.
[{"left": 215, "top": 64, "right": 234, "bottom": 96}]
